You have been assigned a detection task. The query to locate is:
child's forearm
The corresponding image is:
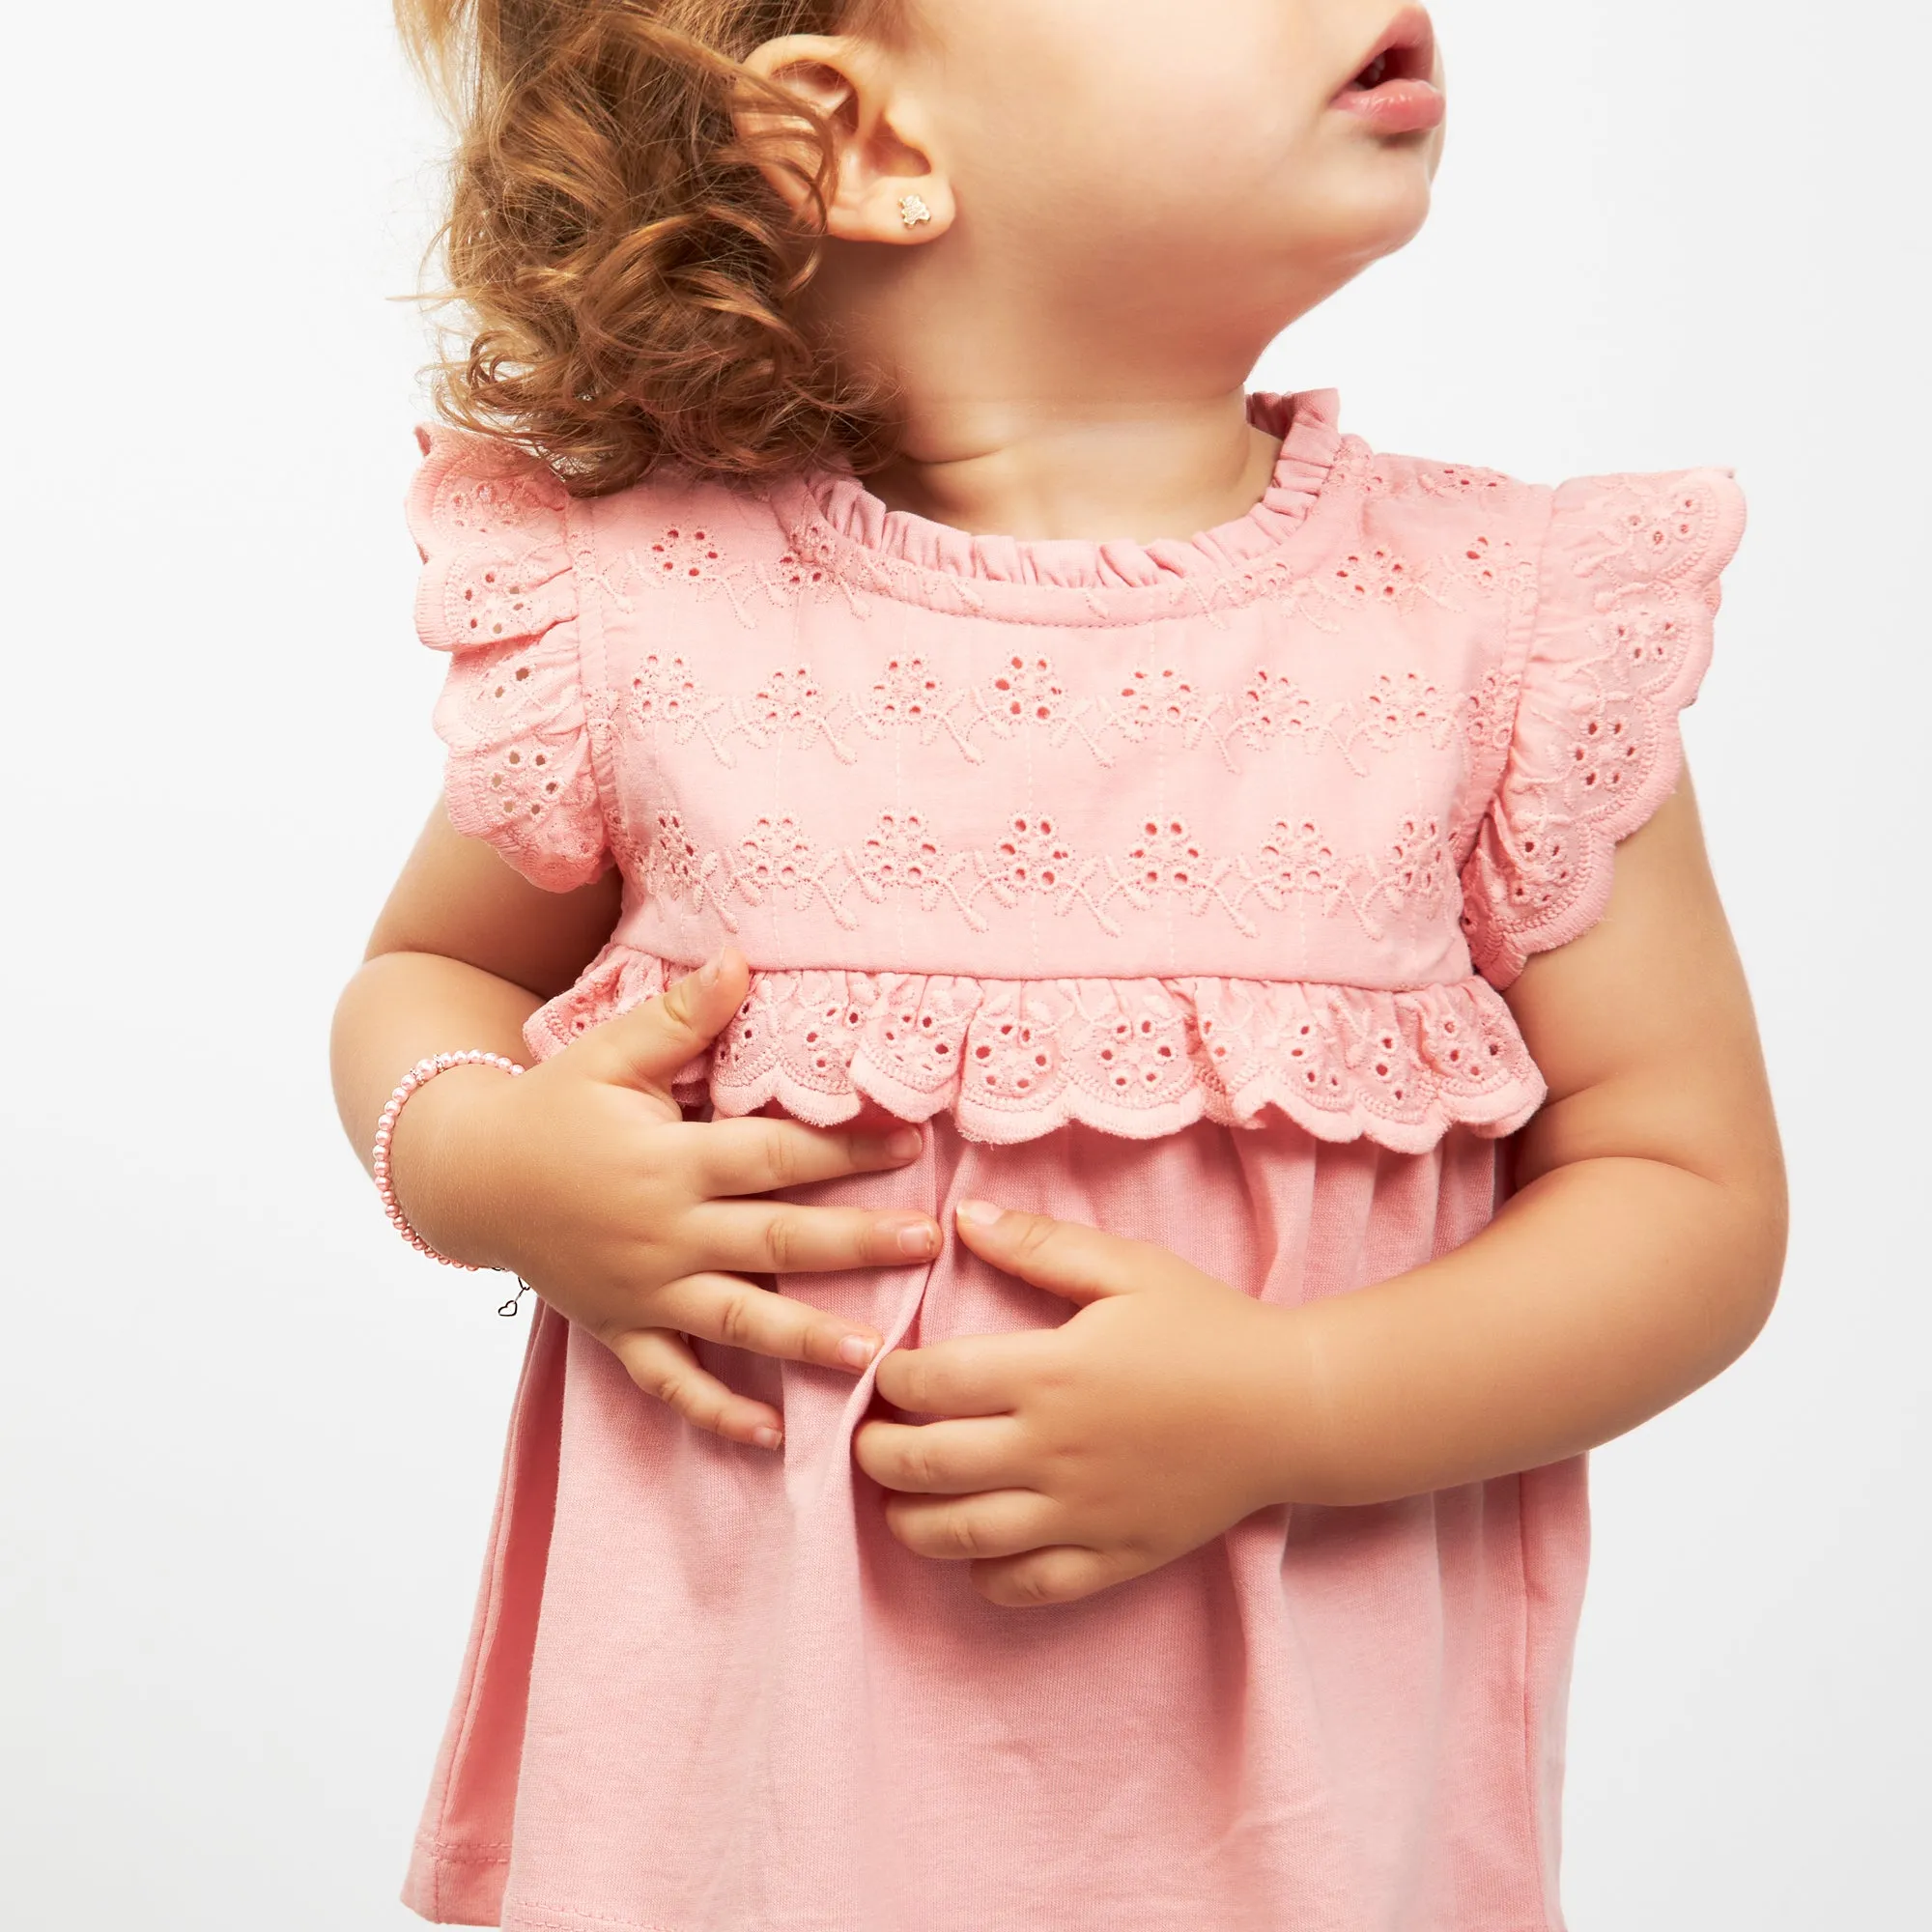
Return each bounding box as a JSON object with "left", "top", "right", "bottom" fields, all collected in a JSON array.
[
  {"left": 329, "top": 952, "right": 546, "bottom": 1264},
  {"left": 1267, "top": 1152, "right": 1785, "bottom": 1507},
  {"left": 1255, "top": 784, "right": 1788, "bottom": 1507}
]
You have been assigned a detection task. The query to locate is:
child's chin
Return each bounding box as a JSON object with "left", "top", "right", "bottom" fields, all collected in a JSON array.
[{"left": 1320, "top": 171, "right": 1438, "bottom": 267}]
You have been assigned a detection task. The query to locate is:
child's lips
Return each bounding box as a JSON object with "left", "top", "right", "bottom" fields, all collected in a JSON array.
[
  {"left": 1331, "top": 3, "right": 1444, "bottom": 136},
  {"left": 1329, "top": 75, "right": 1446, "bottom": 137}
]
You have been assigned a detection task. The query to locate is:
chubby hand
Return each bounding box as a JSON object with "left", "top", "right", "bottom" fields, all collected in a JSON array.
[
  {"left": 853, "top": 1202, "right": 1305, "bottom": 1609},
  {"left": 393, "top": 949, "right": 941, "bottom": 1453}
]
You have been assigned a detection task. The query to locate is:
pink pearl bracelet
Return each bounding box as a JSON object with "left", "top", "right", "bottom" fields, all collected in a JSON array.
[{"left": 373, "top": 1050, "right": 526, "bottom": 1269}]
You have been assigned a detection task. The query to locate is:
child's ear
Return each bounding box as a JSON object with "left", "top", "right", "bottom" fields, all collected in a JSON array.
[{"left": 734, "top": 34, "right": 954, "bottom": 246}]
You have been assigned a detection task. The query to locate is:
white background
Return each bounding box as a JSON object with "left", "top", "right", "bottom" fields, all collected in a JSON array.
[{"left": 2, "top": 2, "right": 1925, "bottom": 1925}]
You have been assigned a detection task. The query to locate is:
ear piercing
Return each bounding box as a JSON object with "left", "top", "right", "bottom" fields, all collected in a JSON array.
[{"left": 898, "top": 193, "right": 933, "bottom": 230}]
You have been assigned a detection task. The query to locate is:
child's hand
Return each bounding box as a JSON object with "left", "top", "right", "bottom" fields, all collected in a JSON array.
[
  {"left": 853, "top": 1204, "right": 1302, "bottom": 1608},
  {"left": 389, "top": 950, "right": 942, "bottom": 1451}
]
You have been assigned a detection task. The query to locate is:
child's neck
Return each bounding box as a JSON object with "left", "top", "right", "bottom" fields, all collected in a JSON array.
[
  {"left": 812, "top": 239, "right": 1302, "bottom": 547},
  {"left": 863, "top": 393, "right": 1285, "bottom": 546}
]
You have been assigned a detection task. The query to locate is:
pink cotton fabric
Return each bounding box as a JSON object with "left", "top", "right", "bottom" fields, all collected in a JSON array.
[{"left": 398, "top": 393, "right": 1744, "bottom": 1932}]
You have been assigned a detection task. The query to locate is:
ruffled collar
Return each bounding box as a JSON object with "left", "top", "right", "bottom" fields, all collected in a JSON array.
[{"left": 767, "top": 390, "right": 1350, "bottom": 616}]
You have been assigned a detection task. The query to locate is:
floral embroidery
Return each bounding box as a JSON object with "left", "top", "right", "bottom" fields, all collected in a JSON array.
[
  {"left": 1345, "top": 670, "right": 1463, "bottom": 763},
  {"left": 854, "top": 812, "right": 951, "bottom": 910},
  {"left": 734, "top": 666, "right": 858, "bottom": 763},
  {"left": 639, "top": 524, "right": 728, "bottom": 589},
  {"left": 1412, "top": 463, "right": 1520, "bottom": 500},
  {"left": 980, "top": 655, "right": 1070, "bottom": 735},
  {"left": 610, "top": 643, "right": 1490, "bottom": 779},
  {"left": 1360, "top": 457, "right": 1530, "bottom": 505},
  {"left": 732, "top": 815, "right": 834, "bottom": 912},
  {"left": 523, "top": 946, "right": 1546, "bottom": 1153},
  {"left": 1218, "top": 668, "right": 1338, "bottom": 759},
  {"left": 601, "top": 454, "right": 1519, "bottom": 635},
  {"left": 1111, "top": 667, "right": 1220, "bottom": 749},
  {"left": 434, "top": 461, "right": 569, "bottom": 544},
  {"left": 1120, "top": 818, "right": 1221, "bottom": 909},
  {"left": 1326, "top": 545, "right": 1443, "bottom": 614},
  {"left": 1179, "top": 553, "right": 1348, "bottom": 632},
  {"left": 859, "top": 656, "right": 974, "bottom": 754},
  {"left": 409, "top": 430, "right": 608, "bottom": 893},
  {"left": 1441, "top": 530, "right": 1533, "bottom": 601},
  {"left": 1248, "top": 818, "right": 1351, "bottom": 920},
  {"left": 604, "top": 523, "right": 881, "bottom": 629},
  {"left": 641, "top": 804, "right": 1457, "bottom": 943},
  {"left": 1359, "top": 815, "right": 1455, "bottom": 941},
  {"left": 1461, "top": 469, "right": 1742, "bottom": 985},
  {"left": 644, "top": 810, "right": 717, "bottom": 910},
  {"left": 1463, "top": 667, "right": 1523, "bottom": 757},
  {"left": 985, "top": 814, "right": 1080, "bottom": 903},
  {"left": 412, "top": 427, "right": 1736, "bottom": 1156},
  {"left": 627, "top": 653, "right": 703, "bottom": 729}
]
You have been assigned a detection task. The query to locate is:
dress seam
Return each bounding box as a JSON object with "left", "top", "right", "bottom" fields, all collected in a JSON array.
[
  {"left": 572, "top": 491, "right": 626, "bottom": 878},
  {"left": 1451, "top": 485, "right": 1557, "bottom": 873}
]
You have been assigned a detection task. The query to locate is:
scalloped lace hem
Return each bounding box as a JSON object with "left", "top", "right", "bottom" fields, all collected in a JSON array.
[{"left": 525, "top": 947, "right": 1548, "bottom": 1152}]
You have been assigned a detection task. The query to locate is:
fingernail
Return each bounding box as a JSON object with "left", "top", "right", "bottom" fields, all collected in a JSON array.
[
  {"left": 754, "top": 1425, "right": 783, "bottom": 1451},
  {"left": 957, "top": 1199, "right": 1003, "bottom": 1229},
  {"left": 886, "top": 1126, "right": 923, "bottom": 1160},
  {"left": 695, "top": 947, "right": 725, "bottom": 989},
  {"left": 896, "top": 1221, "right": 939, "bottom": 1259},
  {"left": 838, "top": 1335, "right": 879, "bottom": 1369}
]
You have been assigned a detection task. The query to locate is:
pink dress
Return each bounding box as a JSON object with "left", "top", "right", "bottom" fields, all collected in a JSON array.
[{"left": 396, "top": 393, "right": 1743, "bottom": 1932}]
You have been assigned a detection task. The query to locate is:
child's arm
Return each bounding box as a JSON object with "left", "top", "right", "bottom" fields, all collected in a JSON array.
[
  {"left": 1257, "top": 770, "right": 1785, "bottom": 1500},
  {"left": 854, "top": 774, "right": 1786, "bottom": 1603},
  {"left": 331, "top": 805, "right": 942, "bottom": 1450}
]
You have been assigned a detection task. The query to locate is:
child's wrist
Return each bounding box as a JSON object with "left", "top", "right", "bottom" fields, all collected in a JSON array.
[
  {"left": 1239, "top": 1300, "right": 1357, "bottom": 1512},
  {"left": 1249, "top": 1282, "right": 1466, "bottom": 1510},
  {"left": 384, "top": 1062, "right": 526, "bottom": 1272}
]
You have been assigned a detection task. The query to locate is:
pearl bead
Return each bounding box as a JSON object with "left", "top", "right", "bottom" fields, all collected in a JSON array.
[{"left": 372, "top": 1045, "right": 526, "bottom": 1272}]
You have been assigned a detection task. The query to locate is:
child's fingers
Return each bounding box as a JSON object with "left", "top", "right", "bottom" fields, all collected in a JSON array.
[
  {"left": 952, "top": 1200, "right": 1173, "bottom": 1304},
  {"left": 879, "top": 1488, "right": 1061, "bottom": 1564},
  {"left": 651, "top": 1271, "right": 886, "bottom": 1375},
  {"left": 688, "top": 1200, "right": 942, "bottom": 1277},
  {"left": 578, "top": 949, "right": 752, "bottom": 1093},
  {"left": 852, "top": 1414, "right": 1032, "bottom": 1495},
  {"left": 973, "top": 1546, "right": 1134, "bottom": 1611},
  {"left": 608, "top": 1326, "right": 785, "bottom": 1450},
  {"left": 693, "top": 1117, "right": 925, "bottom": 1197},
  {"left": 872, "top": 1328, "right": 1050, "bottom": 1417}
]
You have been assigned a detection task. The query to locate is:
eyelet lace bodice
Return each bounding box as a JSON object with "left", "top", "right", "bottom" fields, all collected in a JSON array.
[{"left": 407, "top": 393, "right": 1744, "bottom": 1150}]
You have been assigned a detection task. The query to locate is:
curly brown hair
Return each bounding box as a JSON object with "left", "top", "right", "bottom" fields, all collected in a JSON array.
[{"left": 397, "top": 0, "right": 897, "bottom": 495}]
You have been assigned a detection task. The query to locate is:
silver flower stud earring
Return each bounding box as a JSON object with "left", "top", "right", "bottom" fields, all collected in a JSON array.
[{"left": 898, "top": 193, "right": 934, "bottom": 230}]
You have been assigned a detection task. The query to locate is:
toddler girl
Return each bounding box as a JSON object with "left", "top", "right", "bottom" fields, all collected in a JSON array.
[{"left": 330, "top": 3, "right": 1787, "bottom": 1927}]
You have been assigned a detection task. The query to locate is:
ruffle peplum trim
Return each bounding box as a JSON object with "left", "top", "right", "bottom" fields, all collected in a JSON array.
[
  {"left": 1460, "top": 466, "right": 1747, "bottom": 987},
  {"left": 525, "top": 946, "right": 1549, "bottom": 1153},
  {"left": 408, "top": 424, "right": 611, "bottom": 893}
]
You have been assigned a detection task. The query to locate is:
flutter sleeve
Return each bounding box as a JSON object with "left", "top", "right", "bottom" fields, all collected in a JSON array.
[
  {"left": 407, "top": 424, "right": 611, "bottom": 892},
  {"left": 1460, "top": 467, "right": 1747, "bottom": 987}
]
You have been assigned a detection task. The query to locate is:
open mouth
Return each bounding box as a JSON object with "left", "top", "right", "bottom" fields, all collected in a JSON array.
[
  {"left": 1332, "top": 6, "right": 1443, "bottom": 132},
  {"left": 1341, "top": 8, "right": 1435, "bottom": 95},
  {"left": 1345, "top": 45, "right": 1420, "bottom": 93}
]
